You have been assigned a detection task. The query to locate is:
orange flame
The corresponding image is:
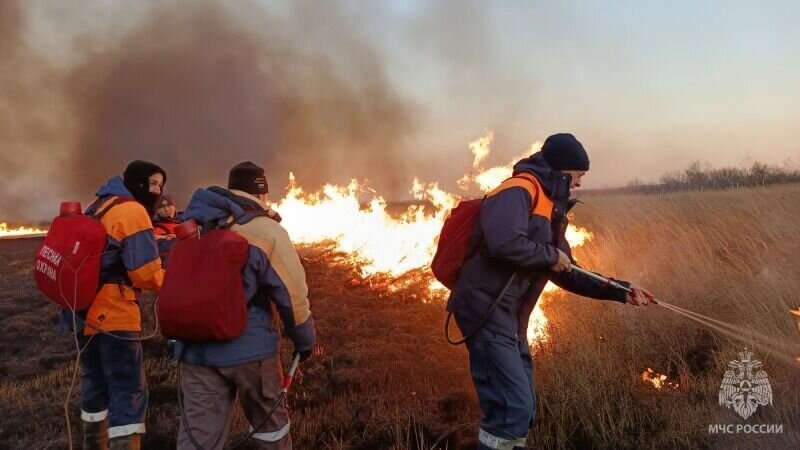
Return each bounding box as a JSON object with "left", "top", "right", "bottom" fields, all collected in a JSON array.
[
  {"left": 270, "top": 133, "right": 594, "bottom": 347},
  {"left": 468, "top": 130, "right": 494, "bottom": 169},
  {"left": 0, "top": 223, "right": 48, "bottom": 239},
  {"left": 461, "top": 134, "right": 543, "bottom": 193},
  {"left": 526, "top": 225, "right": 593, "bottom": 345},
  {"left": 276, "top": 173, "right": 458, "bottom": 281},
  {"left": 641, "top": 368, "right": 679, "bottom": 390},
  {"left": 2, "top": 131, "right": 592, "bottom": 348}
]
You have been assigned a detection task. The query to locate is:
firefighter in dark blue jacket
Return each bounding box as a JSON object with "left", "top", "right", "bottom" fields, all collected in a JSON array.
[
  {"left": 447, "top": 133, "right": 653, "bottom": 450},
  {"left": 174, "top": 162, "right": 314, "bottom": 449}
]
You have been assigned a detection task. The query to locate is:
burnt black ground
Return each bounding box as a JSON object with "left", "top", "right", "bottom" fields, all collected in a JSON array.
[{"left": 0, "top": 238, "right": 75, "bottom": 380}]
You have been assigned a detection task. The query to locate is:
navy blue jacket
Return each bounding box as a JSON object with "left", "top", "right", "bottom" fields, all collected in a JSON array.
[
  {"left": 447, "top": 152, "right": 629, "bottom": 339},
  {"left": 174, "top": 188, "right": 316, "bottom": 366}
]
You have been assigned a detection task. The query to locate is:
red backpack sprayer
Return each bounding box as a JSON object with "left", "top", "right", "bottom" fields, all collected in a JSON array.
[
  {"left": 35, "top": 204, "right": 306, "bottom": 450},
  {"left": 165, "top": 219, "right": 304, "bottom": 450}
]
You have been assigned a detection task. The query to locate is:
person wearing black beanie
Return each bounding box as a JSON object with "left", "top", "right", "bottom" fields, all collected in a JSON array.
[
  {"left": 228, "top": 161, "right": 268, "bottom": 195},
  {"left": 173, "top": 162, "right": 313, "bottom": 448},
  {"left": 541, "top": 133, "right": 590, "bottom": 189},
  {"left": 449, "top": 132, "right": 655, "bottom": 450},
  {"left": 225, "top": 161, "right": 282, "bottom": 222},
  {"left": 123, "top": 160, "right": 167, "bottom": 216}
]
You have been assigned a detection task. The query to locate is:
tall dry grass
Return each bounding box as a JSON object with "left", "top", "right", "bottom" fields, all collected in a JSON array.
[
  {"left": 1, "top": 184, "right": 798, "bottom": 449},
  {"left": 531, "top": 182, "right": 800, "bottom": 449}
]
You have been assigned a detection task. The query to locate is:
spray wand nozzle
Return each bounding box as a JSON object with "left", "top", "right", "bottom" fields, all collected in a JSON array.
[
  {"left": 569, "top": 264, "right": 658, "bottom": 304},
  {"left": 282, "top": 352, "right": 302, "bottom": 393}
]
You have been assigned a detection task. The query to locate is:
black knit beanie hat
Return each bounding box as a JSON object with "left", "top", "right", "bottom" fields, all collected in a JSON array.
[
  {"left": 123, "top": 160, "right": 167, "bottom": 215},
  {"left": 541, "top": 133, "right": 590, "bottom": 171},
  {"left": 228, "top": 161, "right": 268, "bottom": 195}
]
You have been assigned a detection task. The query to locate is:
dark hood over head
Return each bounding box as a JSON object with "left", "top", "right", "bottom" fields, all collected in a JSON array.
[
  {"left": 512, "top": 151, "right": 572, "bottom": 201},
  {"left": 183, "top": 186, "right": 267, "bottom": 229},
  {"left": 123, "top": 160, "right": 166, "bottom": 216}
]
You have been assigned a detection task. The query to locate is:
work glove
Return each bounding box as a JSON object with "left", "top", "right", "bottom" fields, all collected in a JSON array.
[{"left": 293, "top": 348, "right": 313, "bottom": 363}]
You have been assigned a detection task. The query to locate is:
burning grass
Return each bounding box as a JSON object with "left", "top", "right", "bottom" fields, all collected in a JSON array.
[
  {"left": 0, "top": 222, "right": 47, "bottom": 239},
  {"left": 1, "top": 183, "right": 799, "bottom": 449},
  {"left": 641, "top": 368, "right": 680, "bottom": 391}
]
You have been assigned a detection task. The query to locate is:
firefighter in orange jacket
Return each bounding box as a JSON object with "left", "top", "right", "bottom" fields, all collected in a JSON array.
[{"left": 60, "top": 160, "right": 166, "bottom": 450}]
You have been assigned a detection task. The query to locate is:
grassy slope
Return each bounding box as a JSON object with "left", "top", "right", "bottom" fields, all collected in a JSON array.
[{"left": 1, "top": 184, "right": 800, "bottom": 449}]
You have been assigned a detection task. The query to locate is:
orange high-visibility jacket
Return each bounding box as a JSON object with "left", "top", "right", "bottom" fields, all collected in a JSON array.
[{"left": 83, "top": 176, "right": 165, "bottom": 334}]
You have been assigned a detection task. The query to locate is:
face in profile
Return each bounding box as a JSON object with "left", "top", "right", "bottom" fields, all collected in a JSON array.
[
  {"left": 562, "top": 170, "right": 587, "bottom": 189},
  {"left": 149, "top": 173, "right": 164, "bottom": 195}
]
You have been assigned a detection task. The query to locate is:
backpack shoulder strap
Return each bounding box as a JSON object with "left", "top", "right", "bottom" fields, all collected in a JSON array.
[
  {"left": 91, "top": 196, "right": 133, "bottom": 220},
  {"left": 513, "top": 173, "right": 553, "bottom": 218},
  {"left": 486, "top": 172, "right": 553, "bottom": 218}
]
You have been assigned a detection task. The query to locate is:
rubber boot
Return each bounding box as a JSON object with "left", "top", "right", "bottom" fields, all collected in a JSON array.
[
  {"left": 109, "top": 434, "right": 141, "bottom": 450},
  {"left": 82, "top": 419, "right": 109, "bottom": 450}
]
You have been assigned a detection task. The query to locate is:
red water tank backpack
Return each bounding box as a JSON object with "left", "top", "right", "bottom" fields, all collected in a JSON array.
[
  {"left": 157, "top": 219, "right": 251, "bottom": 341},
  {"left": 35, "top": 198, "right": 130, "bottom": 311},
  {"left": 431, "top": 173, "right": 541, "bottom": 290}
]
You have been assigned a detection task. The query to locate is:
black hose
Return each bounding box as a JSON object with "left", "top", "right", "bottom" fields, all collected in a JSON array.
[
  {"left": 176, "top": 345, "right": 290, "bottom": 450},
  {"left": 177, "top": 344, "right": 211, "bottom": 450},
  {"left": 445, "top": 271, "right": 517, "bottom": 345},
  {"left": 225, "top": 393, "right": 287, "bottom": 450}
]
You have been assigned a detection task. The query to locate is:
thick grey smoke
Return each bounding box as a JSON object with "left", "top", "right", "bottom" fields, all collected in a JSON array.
[
  {"left": 66, "top": 1, "right": 416, "bottom": 207},
  {"left": 1, "top": 0, "right": 540, "bottom": 222},
  {"left": 1, "top": 0, "right": 417, "bottom": 220},
  {"left": 0, "top": 0, "right": 71, "bottom": 221}
]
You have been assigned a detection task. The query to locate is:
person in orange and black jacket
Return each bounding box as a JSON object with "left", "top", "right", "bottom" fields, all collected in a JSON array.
[{"left": 59, "top": 160, "right": 166, "bottom": 450}]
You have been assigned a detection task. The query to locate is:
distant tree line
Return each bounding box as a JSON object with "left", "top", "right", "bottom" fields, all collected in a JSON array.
[{"left": 623, "top": 161, "right": 800, "bottom": 194}]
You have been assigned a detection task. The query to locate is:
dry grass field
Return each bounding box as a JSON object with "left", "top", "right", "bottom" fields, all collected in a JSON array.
[{"left": 1, "top": 184, "right": 799, "bottom": 449}]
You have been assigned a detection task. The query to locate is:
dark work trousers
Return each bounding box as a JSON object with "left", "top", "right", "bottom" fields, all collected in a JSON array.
[
  {"left": 79, "top": 331, "right": 148, "bottom": 438},
  {"left": 467, "top": 326, "right": 534, "bottom": 450}
]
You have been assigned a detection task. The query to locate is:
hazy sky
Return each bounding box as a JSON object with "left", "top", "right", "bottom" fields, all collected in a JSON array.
[
  {"left": 3, "top": 0, "right": 800, "bottom": 221},
  {"left": 367, "top": 0, "right": 800, "bottom": 188}
]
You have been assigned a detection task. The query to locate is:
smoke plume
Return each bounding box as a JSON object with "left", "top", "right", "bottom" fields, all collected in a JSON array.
[
  {"left": 2, "top": 0, "right": 417, "bottom": 220},
  {"left": 0, "top": 0, "right": 71, "bottom": 221}
]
